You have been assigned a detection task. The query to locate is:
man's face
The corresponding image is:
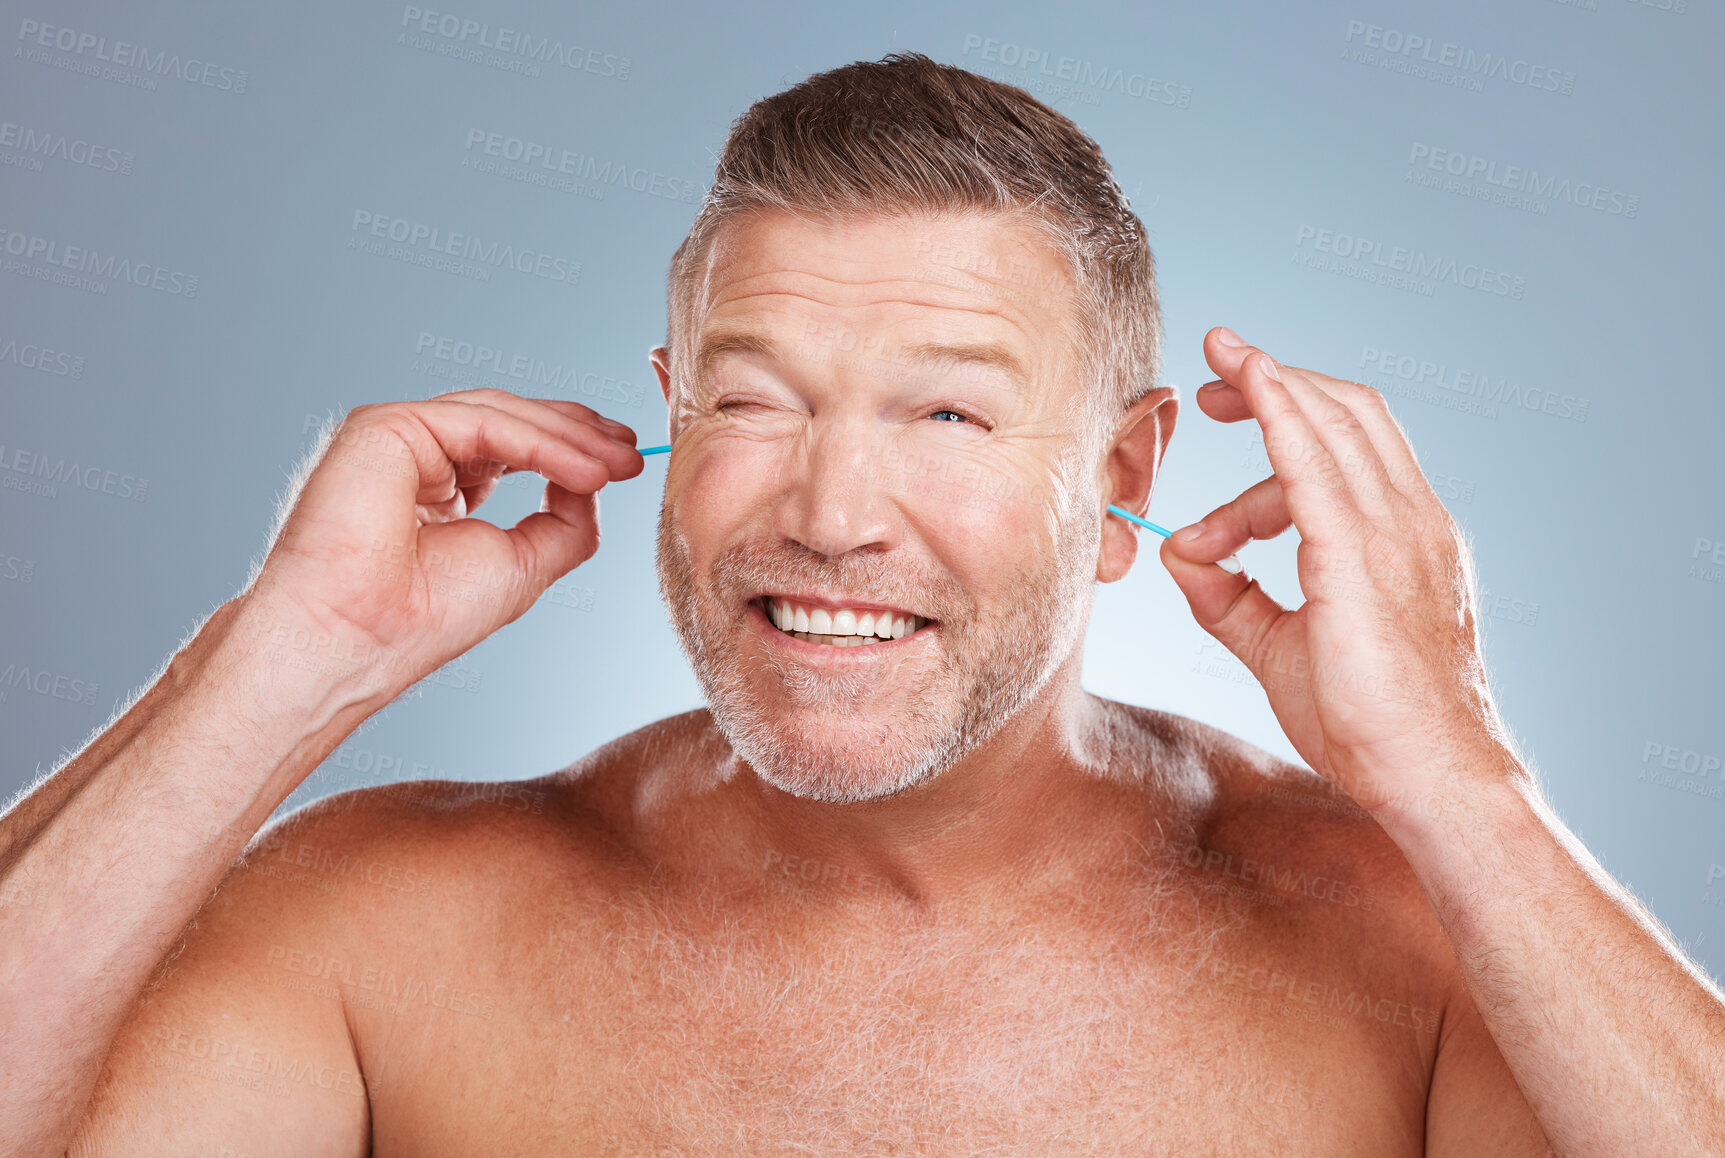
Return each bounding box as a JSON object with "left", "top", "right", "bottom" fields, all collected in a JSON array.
[{"left": 655, "top": 209, "right": 1103, "bottom": 803}]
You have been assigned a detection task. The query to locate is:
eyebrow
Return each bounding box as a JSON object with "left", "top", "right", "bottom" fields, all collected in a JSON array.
[
  {"left": 693, "top": 328, "right": 779, "bottom": 386},
  {"left": 899, "top": 339, "right": 1030, "bottom": 388},
  {"left": 694, "top": 327, "right": 1031, "bottom": 390}
]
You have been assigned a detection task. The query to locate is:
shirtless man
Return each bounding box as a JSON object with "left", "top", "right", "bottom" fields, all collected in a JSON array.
[{"left": 4, "top": 52, "right": 1722, "bottom": 1156}]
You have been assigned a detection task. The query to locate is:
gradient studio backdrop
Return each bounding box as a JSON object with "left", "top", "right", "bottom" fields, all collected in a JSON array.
[{"left": 4, "top": 1, "right": 1721, "bottom": 968}]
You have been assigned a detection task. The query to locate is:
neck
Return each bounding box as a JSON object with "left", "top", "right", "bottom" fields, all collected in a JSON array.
[{"left": 724, "top": 656, "right": 1151, "bottom": 910}]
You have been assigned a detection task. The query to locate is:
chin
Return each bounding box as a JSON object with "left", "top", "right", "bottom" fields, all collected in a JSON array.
[
  {"left": 743, "top": 740, "right": 948, "bottom": 804},
  {"left": 714, "top": 695, "right": 965, "bottom": 804}
]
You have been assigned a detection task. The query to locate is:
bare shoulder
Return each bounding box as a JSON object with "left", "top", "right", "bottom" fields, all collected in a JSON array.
[
  {"left": 72, "top": 720, "right": 704, "bottom": 1156},
  {"left": 1093, "top": 697, "right": 1462, "bottom": 977},
  {"left": 239, "top": 709, "right": 723, "bottom": 915}
]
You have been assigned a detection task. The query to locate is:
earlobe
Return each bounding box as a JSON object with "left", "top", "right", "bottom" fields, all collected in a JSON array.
[{"left": 1097, "top": 514, "right": 1140, "bottom": 584}]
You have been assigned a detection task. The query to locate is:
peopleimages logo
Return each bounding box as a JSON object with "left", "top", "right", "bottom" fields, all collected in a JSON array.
[
  {"left": 0, "top": 335, "right": 83, "bottom": 378},
  {"left": 1294, "top": 225, "right": 1526, "bottom": 299},
  {"left": 0, "top": 225, "right": 198, "bottom": 297},
  {"left": 461, "top": 129, "right": 702, "bottom": 204},
  {"left": 398, "top": 6, "right": 630, "bottom": 79},
  {"left": 1407, "top": 145, "right": 1638, "bottom": 217},
  {"left": 15, "top": 18, "right": 249, "bottom": 92},
  {"left": 411, "top": 332, "right": 646, "bottom": 407},
  {"left": 1359, "top": 346, "right": 1589, "bottom": 422},
  {"left": 1342, "top": 19, "right": 1576, "bottom": 95},
  {"left": 959, "top": 34, "right": 1192, "bottom": 108},
  {"left": 348, "top": 211, "right": 580, "bottom": 286},
  {"left": 0, "top": 441, "right": 150, "bottom": 500},
  {"left": 0, "top": 118, "right": 134, "bottom": 175}
]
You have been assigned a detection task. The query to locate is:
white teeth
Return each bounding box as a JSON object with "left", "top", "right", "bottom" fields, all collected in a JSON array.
[{"left": 764, "top": 598, "right": 931, "bottom": 645}]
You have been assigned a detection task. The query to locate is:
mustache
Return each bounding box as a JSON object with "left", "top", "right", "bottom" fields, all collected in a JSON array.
[{"left": 707, "top": 536, "right": 973, "bottom": 625}]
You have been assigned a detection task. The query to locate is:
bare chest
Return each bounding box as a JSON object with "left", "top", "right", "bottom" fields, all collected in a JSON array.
[{"left": 359, "top": 902, "right": 1435, "bottom": 1155}]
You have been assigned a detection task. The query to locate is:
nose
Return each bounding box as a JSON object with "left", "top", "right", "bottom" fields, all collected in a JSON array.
[{"left": 772, "top": 420, "right": 898, "bottom": 558}]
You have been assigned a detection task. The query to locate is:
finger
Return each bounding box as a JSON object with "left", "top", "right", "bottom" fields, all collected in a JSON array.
[
  {"left": 402, "top": 401, "right": 639, "bottom": 502},
  {"left": 1200, "top": 327, "right": 1386, "bottom": 531},
  {"left": 1275, "top": 368, "right": 1427, "bottom": 498},
  {"left": 1222, "top": 352, "right": 1360, "bottom": 553},
  {"left": 1195, "top": 376, "right": 1419, "bottom": 499},
  {"left": 1205, "top": 332, "right": 1402, "bottom": 520},
  {"left": 1203, "top": 326, "right": 1260, "bottom": 382},
  {"left": 1194, "top": 379, "right": 1252, "bottom": 423},
  {"left": 431, "top": 388, "right": 638, "bottom": 445},
  {"left": 1269, "top": 364, "right": 1402, "bottom": 522},
  {"left": 425, "top": 389, "right": 644, "bottom": 479},
  {"left": 1166, "top": 475, "right": 1292, "bottom": 565},
  {"left": 1204, "top": 333, "right": 1428, "bottom": 500},
  {"left": 505, "top": 484, "right": 600, "bottom": 594},
  {"left": 1159, "top": 531, "right": 1292, "bottom": 672}
]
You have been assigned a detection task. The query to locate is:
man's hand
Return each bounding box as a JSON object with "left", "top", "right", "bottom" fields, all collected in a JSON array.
[
  {"left": 1159, "top": 327, "right": 1518, "bottom": 823},
  {"left": 1159, "top": 327, "right": 1725, "bottom": 1156},
  {"left": 0, "top": 388, "right": 644, "bottom": 1155},
  {"left": 247, "top": 388, "right": 644, "bottom": 704}
]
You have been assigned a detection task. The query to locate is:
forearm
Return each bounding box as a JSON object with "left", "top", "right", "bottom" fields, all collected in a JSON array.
[
  {"left": 0, "top": 596, "right": 387, "bottom": 1150},
  {"left": 1384, "top": 744, "right": 1725, "bottom": 1155}
]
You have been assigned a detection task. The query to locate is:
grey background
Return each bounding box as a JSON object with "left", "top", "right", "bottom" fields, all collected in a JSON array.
[{"left": 4, "top": 0, "right": 1722, "bottom": 975}]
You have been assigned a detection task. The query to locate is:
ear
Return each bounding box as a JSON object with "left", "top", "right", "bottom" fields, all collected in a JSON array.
[
  {"left": 1096, "top": 387, "right": 1178, "bottom": 583},
  {"left": 649, "top": 346, "right": 675, "bottom": 437}
]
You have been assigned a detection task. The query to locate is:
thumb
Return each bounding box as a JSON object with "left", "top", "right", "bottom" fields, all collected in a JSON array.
[{"left": 1158, "top": 476, "right": 1291, "bottom": 667}]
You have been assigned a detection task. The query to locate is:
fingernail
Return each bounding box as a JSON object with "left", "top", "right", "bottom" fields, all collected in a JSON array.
[
  {"left": 1217, "top": 555, "right": 1244, "bottom": 575},
  {"left": 1174, "top": 521, "right": 1205, "bottom": 541},
  {"left": 1258, "top": 354, "right": 1281, "bottom": 382},
  {"left": 1214, "top": 327, "right": 1246, "bottom": 347}
]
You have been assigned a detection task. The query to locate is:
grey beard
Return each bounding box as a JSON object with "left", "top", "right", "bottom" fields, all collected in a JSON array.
[{"left": 655, "top": 499, "right": 1097, "bottom": 804}]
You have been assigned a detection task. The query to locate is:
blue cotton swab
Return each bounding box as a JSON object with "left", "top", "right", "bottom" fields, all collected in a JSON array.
[
  {"left": 1105, "top": 504, "right": 1171, "bottom": 537},
  {"left": 1106, "top": 504, "right": 1243, "bottom": 574},
  {"left": 632, "top": 447, "right": 1239, "bottom": 571}
]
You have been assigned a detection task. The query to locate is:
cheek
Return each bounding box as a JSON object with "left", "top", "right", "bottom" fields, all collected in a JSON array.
[
  {"left": 890, "top": 434, "right": 1068, "bottom": 532},
  {"left": 892, "top": 455, "right": 1067, "bottom": 593},
  {"left": 665, "top": 436, "right": 785, "bottom": 539}
]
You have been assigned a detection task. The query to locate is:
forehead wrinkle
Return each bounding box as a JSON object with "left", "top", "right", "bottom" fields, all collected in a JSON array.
[
  {"left": 707, "top": 270, "right": 1052, "bottom": 323},
  {"left": 699, "top": 286, "right": 1051, "bottom": 382}
]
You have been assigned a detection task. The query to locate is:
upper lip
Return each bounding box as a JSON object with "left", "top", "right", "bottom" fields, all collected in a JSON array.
[{"left": 752, "top": 591, "right": 933, "bottom": 622}]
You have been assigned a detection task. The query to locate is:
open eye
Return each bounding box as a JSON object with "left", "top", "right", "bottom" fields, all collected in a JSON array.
[{"left": 927, "top": 406, "right": 991, "bottom": 428}]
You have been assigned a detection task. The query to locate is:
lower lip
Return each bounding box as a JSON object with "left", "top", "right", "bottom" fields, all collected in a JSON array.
[{"left": 748, "top": 600, "right": 936, "bottom": 657}]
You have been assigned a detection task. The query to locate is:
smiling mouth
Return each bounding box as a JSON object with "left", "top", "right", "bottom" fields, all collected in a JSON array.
[{"left": 754, "top": 596, "right": 932, "bottom": 647}]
